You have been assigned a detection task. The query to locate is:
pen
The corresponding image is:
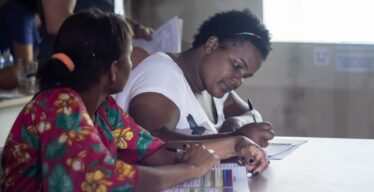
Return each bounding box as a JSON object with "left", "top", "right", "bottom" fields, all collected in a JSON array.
[
  {"left": 165, "top": 147, "right": 186, "bottom": 155},
  {"left": 247, "top": 98, "right": 257, "bottom": 123},
  {"left": 247, "top": 171, "right": 259, "bottom": 177}
]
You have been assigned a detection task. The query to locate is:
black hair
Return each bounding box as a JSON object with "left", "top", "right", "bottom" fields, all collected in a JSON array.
[
  {"left": 192, "top": 9, "right": 271, "bottom": 60},
  {"left": 37, "top": 9, "right": 132, "bottom": 92}
]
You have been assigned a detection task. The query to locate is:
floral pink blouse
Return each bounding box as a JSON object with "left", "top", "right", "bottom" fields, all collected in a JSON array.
[{"left": 1, "top": 87, "right": 164, "bottom": 191}]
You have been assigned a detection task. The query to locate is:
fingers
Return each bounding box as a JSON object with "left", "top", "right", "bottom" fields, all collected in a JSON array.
[
  {"left": 250, "top": 149, "right": 269, "bottom": 173},
  {"left": 237, "top": 144, "right": 269, "bottom": 174},
  {"left": 181, "top": 143, "right": 220, "bottom": 178},
  {"left": 254, "top": 133, "right": 272, "bottom": 148},
  {"left": 140, "top": 27, "right": 153, "bottom": 41},
  {"left": 259, "top": 130, "right": 275, "bottom": 147},
  {"left": 263, "top": 129, "right": 275, "bottom": 139},
  {"left": 260, "top": 121, "right": 273, "bottom": 129},
  {"left": 255, "top": 123, "right": 275, "bottom": 147}
]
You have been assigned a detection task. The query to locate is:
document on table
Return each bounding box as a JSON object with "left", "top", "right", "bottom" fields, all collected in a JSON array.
[
  {"left": 265, "top": 138, "right": 308, "bottom": 160},
  {"left": 164, "top": 163, "right": 250, "bottom": 192},
  {"left": 133, "top": 16, "right": 183, "bottom": 53}
]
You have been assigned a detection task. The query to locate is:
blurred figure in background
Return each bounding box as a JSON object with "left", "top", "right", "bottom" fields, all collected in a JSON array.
[
  {"left": 0, "top": 0, "right": 39, "bottom": 91},
  {"left": 0, "top": 0, "right": 40, "bottom": 64},
  {"left": 37, "top": 0, "right": 153, "bottom": 67}
]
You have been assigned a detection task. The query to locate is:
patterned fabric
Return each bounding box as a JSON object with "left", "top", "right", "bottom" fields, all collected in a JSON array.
[{"left": 1, "top": 87, "right": 164, "bottom": 191}]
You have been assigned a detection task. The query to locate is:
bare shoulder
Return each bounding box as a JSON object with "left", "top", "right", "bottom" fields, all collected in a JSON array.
[{"left": 128, "top": 92, "right": 180, "bottom": 133}]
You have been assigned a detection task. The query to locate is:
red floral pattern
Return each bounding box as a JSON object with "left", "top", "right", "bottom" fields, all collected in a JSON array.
[{"left": 1, "top": 87, "right": 164, "bottom": 191}]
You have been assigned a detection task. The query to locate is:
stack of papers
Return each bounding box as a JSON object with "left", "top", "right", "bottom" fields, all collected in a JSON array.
[
  {"left": 133, "top": 16, "right": 183, "bottom": 53},
  {"left": 164, "top": 163, "right": 250, "bottom": 192}
]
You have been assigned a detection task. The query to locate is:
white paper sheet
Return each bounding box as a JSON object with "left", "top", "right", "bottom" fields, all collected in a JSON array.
[
  {"left": 133, "top": 16, "right": 183, "bottom": 53},
  {"left": 164, "top": 163, "right": 250, "bottom": 192}
]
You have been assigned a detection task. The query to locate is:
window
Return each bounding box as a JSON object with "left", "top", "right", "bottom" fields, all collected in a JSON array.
[{"left": 263, "top": 0, "right": 374, "bottom": 44}]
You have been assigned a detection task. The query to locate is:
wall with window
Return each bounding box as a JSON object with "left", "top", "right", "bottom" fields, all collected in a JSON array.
[
  {"left": 131, "top": 0, "right": 374, "bottom": 138},
  {"left": 263, "top": 0, "right": 374, "bottom": 44}
]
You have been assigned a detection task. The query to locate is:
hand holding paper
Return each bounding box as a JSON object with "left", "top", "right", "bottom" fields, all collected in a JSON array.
[{"left": 133, "top": 16, "right": 183, "bottom": 53}]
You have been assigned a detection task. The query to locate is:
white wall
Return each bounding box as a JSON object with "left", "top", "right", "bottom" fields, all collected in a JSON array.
[
  {"left": 237, "top": 43, "right": 374, "bottom": 138},
  {"left": 131, "top": 0, "right": 263, "bottom": 49}
]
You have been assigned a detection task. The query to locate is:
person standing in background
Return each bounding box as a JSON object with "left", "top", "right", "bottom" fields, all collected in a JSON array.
[
  {"left": 37, "top": 0, "right": 153, "bottom": 67},
  {"left": 0, "top": 0, "right": 40, "bottom": 65}
]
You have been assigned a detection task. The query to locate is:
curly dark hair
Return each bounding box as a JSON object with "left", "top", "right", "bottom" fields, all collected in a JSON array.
[
  {"left": 192, "top": 9, "right": 271, "bottom": 60},
  {"left": 37, "top": 9, "right": 132, "bottom": 92}
]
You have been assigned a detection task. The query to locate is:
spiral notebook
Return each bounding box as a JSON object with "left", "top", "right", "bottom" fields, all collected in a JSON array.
[
  {"left": 164, "top": 163, "right": 250, "bottom": 192},
  {"left": 265, "top": 138, "right": 308, "bottom": 160}
]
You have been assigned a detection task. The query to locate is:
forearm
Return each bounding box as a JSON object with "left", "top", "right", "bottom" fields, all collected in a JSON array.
[
  {"left": 0, "top": 66, "right": 19, "bottom": 90},
  {"left": 141, "top": 139, "right": 231, "bottom": 166},
  {"left": 202, "top": 136, "right": 240, "bottom": 159},
  {"left": 232, "top": 110, "right": 262, "bottom": 124},
  {"left": 142, "top": 136, "right": 240, "bottom": 166},
  {"left": 156, "top": 128, "right": 236, "bottom": 141},
  {"left": 220, "top": 110, "right": 262, "bottom": 132},
  {"left": 136, "top": 164, "right": 199, "bottom": 192},
  {"left": 170, "top": 136, "right": 240, "bottom": 160},
  {"left": 223, "top": 91, "right": 261, "bottom": 123},
  {"left": 163, "top": 137, "right": 241, "bottom": 160},
  {"left": 12, "top": 42, "right": 33, "bottom": 62}
]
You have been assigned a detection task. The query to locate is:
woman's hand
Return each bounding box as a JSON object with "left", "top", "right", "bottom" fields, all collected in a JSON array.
[
  {"left": 180, "top": 144, "right": 220, "bottom": 178},
  {"left": 234, "top": 136, "right": 269, "bottom": 173},
  {"left": 235, "top": 122, "right": 275, "bottom": 147},
  {"left": 134, "top": 24, "right": 153, "bottom": 41},
  {"left": 219, "top": 117, "right": 244, "bottom": 132}
]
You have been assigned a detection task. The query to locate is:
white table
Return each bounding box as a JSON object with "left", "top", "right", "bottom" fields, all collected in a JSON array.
[{"left": 250, "top": 137, "right": 374, "bottom": 192}]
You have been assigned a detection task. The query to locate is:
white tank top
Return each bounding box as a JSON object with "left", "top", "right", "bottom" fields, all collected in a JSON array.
[{"left": 115, "top": 52, "right": 228, "bottom": 135}]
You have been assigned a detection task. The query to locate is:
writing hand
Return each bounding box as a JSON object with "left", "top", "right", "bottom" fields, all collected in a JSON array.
[{"left": 234, "top": 136, "right": 269, "bottom": 173}]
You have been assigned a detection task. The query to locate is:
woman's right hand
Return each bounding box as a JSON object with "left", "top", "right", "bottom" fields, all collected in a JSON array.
[
  {"left": 180, "top": 144, "right": 220, "bottom": 178},
  {"left": 234, "top": 136, "right": 269, "bottom": 173}
]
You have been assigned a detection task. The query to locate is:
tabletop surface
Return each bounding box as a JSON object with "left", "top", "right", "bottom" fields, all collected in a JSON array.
[
  {"left": 0, "top": 94, "right": 32, "bottom": 108},
  {"left": 249, "top": 137, "right": 374, "bottom": 192}
]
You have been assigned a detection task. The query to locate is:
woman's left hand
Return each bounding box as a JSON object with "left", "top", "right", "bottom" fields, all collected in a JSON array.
[
  {"left": 134, "top": 25, "right": 153, "bottom": 41},
  {"left": 234, "top": 136, "right": 269, "bottom": 173}
]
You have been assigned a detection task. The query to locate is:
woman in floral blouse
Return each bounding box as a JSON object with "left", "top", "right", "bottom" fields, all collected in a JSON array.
[{"left": 1, "top": 9, "right": 269, "bottom": 192}]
